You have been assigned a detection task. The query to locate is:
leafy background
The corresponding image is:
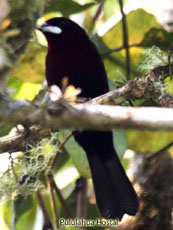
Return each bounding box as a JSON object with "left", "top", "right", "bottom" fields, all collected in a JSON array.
[{"left": 0, "top": 0, "right": 173, "bottom": 229}]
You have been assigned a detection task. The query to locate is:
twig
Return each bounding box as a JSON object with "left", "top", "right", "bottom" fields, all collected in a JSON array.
[
  {"left": 102, "top": 43, "right": 140, "bottom": 56},
  {"left": 44, "top": 132, "right": 72, "bottom": 228},
  {"left": 168, "top": 45, "right": 172, "bottom": 64},
  {"left": 93, "top": 0, "right": 106, "bottom": 22},
  {"left": 76, "top": 177, "right": 88, "bottom": 221},
  {"left": 119, "top": 0, "right": 131, "bottom": 79},
  {"left": 11, "top": 201, "right": 16, "bottom": 230},
  {"left": 9, "top": 153, "right": 18, "bottom": 183},
  {"left": 36, "top": 190, "right": 53, "bottom": 230},
  {"left": 133, "top": 142, "right": 173, "bottom": 185},
  {"left": 147, "top": 142, "right": 173, "bottom": 160},
  {"left": 45, "top": 132, "right": 72, "bottom": 175},
  {"left": 44, "top": 133, "right": 72, "bottom": 228},
  {"left": 168, "top": 44, "right": 173, "bottom": 80},
  {"left": 46, "top": 173, "right": 59, "bottom": 228},
  {"left": 52, "top": 179, "right": 73, "bottom": 218}
]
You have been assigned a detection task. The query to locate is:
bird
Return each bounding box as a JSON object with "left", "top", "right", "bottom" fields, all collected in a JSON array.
[{"left": 39, "top": 17, "right": 139, "bottom": 220}]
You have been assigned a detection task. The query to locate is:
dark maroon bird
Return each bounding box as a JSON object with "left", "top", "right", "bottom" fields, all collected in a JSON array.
[{"left": 39, "top": 17, "right": 139, "bottom": 220}]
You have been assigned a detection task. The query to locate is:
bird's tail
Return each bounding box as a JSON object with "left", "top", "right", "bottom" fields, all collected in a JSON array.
[
  {"left": 87, "top": 148, "right": 139, "bottom": 220},
  {"left": 73, "top": 130, "right": 139, "bottom": 220}
]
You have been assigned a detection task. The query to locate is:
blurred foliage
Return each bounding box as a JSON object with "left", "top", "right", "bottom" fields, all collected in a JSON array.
[
  {"left": 127, "top": 130, "right": 173, "bottom": 153},
  {"left": 7, "top": 76, "right": 42, "bottom": 100},
  {"left": 0, "top": 123, "right": 13, "bottom": 137},
  {"left": 64, "top": 135, "right": 91, "bottom": 178},
  {"left": 113, "top": 129, "right": 127, "bottom": 160},
  {"left": 164, "top": 77, "right": 173, "bottom": 95},
  {"left": 0, "top": 200, "right": 13, "bottom": 229},
  {"left": 138, "top": 46, "right": 168, "bottom": 73},
  {"left": 14, "top": 196, "right": 37, "bottom": 230},
  {"left": 1, "top": 0, "right": 173, "bottom": 229},
  {"left": 102, "top": 9, "right": 161, "bottom": 81},
  {"left": 84, "top": 0, "right": 128, "bottom": 34},
  {"left": 103, "top": 9, "right": 160, "bottom": 49},
  {"left": 44, "top": 0, "right": 95, "bottom": 17},
  {"left": 140, "top": 28, "right": 173, "bottom": 50},
  {"left": 11, "top": 42, "right": 46, "bottom": 83},
  {"left": 1, "top": 195, "right": 37, "bottom": 229}
]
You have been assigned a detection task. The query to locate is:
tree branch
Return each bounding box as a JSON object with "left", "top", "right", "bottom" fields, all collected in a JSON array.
[
  {"left": 93, "top": 0, "right": 105, "bottom": 22},
  {"left": 89, "top": 65, "right": 173, "bottom": 106},
  {"left": 0, "top": 125, "right": 50, "bottom": 154},
  {"left": 1, "top": 97, "right": 173, "bottom": 133},
  {"left": 0, "top": 65, "right": 172, "bottom": 139}
]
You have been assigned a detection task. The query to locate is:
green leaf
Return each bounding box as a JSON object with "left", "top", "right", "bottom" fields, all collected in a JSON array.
[
  {"left": 0, "top": 123, "right": 13, "bottom": 137},
  {"left": 39, "top": 189, "right": 62, "bottom": 223},
  {"left": 108, "top": 78, "right": 116, "bottom": 91},
  {"left": 65, "top": 136, "right": 91, "bottom": 179},
  {"left": 101, "top": 9, "right": 161, "bottom": 80},
  {"left": 44, "top": 0, "right": 95, "bottom": 17},
  {"left": 54, "top": 159, "right": 79, "bottom": 190},
  {"left": 1, "top": 200, "right": 13, "bottom": 229},
  {"left": 14, "top": 195, "right": 37, "bottom": 230},
  {"left": 84, "top": 11, "right": 95, "bottom": 35},
  {"left": 140, "top": 28, "right": 173, "bottom": 50},
  {"left": 127, "top": 130, "right": 173, "bottom": 153},
  {"left": 116, "top": 70, "right": 127, "bottom": 83},
  {"left": 84, "top": 0, "right": 128, "bottom": 34},
  {"left": 165, "top": 77, "right": 173, "bottom": 95},
  {"left": 14, "top": 195, "right": 32, "bottom": 222},
  {"left": 90, "top": 33, "right": 111, "bottom": 54},
  {"left": 1, "top": 195, "right": 37, "bottom": 230},
  {"left": 52, "top": 146, "right": 70, "bottom": 174},
  {"left": 103, "top": 9, "right": 160, "bottom": 49},
  {"left": 102, "top": 0, "right": 128, "bottom": 21},
  {"left": 7, "top": 76, "right": 42, "bottom": 101},
  {"left": 113, "top": 130, "right": 127, "bottom": 160},
  {"left": 11, "top": 42, "right": 46, "bottom": 84},
  {"left": 61, "top": 180, "right": 76, "bottom": 200}
]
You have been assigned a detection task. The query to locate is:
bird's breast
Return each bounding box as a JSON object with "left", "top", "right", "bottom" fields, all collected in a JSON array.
[{"left": 46, "top": 44, "right": 109, "bottom": 98}]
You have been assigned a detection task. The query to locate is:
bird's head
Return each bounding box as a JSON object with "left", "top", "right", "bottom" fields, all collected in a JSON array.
[{"left": 38, "top": 17, "right": 89, "bottom": 50}]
